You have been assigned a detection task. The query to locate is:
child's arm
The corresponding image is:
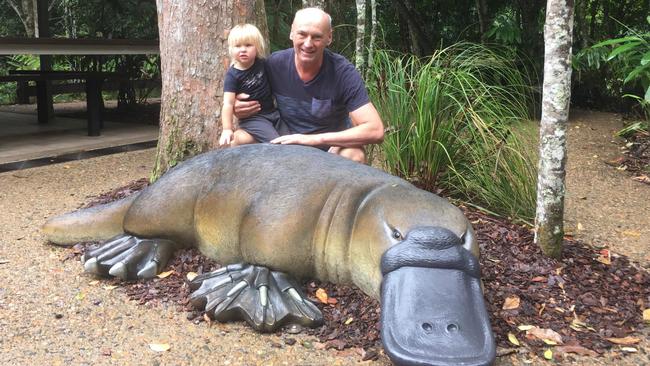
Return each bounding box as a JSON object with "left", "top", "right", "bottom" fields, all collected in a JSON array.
[{"left": 219, "top": 92, "right": 237, "bottom": 146}]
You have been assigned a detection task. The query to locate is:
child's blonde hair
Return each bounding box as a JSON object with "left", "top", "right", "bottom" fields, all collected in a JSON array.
[{"left": 228, "top": 24, "right": 267, "bottom": 60}]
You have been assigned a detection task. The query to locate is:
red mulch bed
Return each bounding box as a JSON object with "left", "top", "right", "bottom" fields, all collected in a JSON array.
[{"left": 64, "top": 179, "right": 650, "bottom": 360}]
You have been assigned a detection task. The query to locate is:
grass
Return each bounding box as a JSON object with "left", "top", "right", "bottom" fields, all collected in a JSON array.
[{"left": 367, "top": 43, "right": 538, "bottom": 222}]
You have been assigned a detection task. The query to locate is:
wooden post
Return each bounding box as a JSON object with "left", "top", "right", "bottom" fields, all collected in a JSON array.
[{"left": 36, "top": 0, "right": 53, "bottom": 123}]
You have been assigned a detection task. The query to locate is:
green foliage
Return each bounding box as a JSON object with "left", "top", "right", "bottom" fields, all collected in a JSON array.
[
  {"left": 615, "top": 121, "right": 649, "bottom": 138},
  {"left": 485, "top": 9, "right": 522, "bottom": 46},
  {"left": 589, "top": 17, "right": 650, "bottom": 117},
  {"left": 367, "top": 44, "right": 537, "bottom": 222}
]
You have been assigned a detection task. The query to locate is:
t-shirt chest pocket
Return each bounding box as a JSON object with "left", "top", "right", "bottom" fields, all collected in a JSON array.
[{"left": 310, "top": 97, "right": 333, "bottom": 120}]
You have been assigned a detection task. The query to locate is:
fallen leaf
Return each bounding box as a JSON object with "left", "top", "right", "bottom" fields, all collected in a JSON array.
[
  {"left": 156, "top": 270, "right": 175, "bottom": 279},
  {"left": 531, "top": 276, "right": 545, "bottom": 282},
  {"left": 103, "top": 285, "right": 118, "bottom": 290},
  {"left": 149, "top": 343, "right": 171, "bottom": 352},
  {"left": 517, "top": 325, "right": 534, "bottom": 331},
  {"left": 186, "top": 272, "right": 198, "bottom": 281},
  {"left": 502, "top": 295, "right": 520, "bottom": 310},
  {"left": 605, "top": 337, "right": 640, "bottom": 345},
  {"left": 555, "top": 345, "right": 597, "bottom": 357},
  {"left": 507, "top": 333, "right": 520, "bottom": 346},
  {"left": 621, "top": 347, "right": 638, "bottom": 353},
  {"left": 526, "top": 327, "right": 563, "bottom": 344},
  {"left": 577, "top": 222, "right": 584, "bottom": 231},
  {"left": 632, "top": 175, "right": 650, "bottom": 184},
  {"left": 543, "top": 349, "right": 553, "bottom": 360},
  {"left": 643, "top": 308, "right": 650, "bottom": 324},
  {"left": 315, "top": 288, "right": 329, "bottom": 304},
  {"left": 75, "top": 292, "right": 85, "bottom": 300},
  {"left": 89, "top": 280, "right": 100, "bottom": 285},
  {"left": 344, "top": 317, "right": 354, "bottom": 325},
  {"left": 203, "top": 313, "right": 212, "bottom": 327},
  {"left": 543, "top": 339, "right": 558, "bottom": 345},
  {"left": 622, "top": 230, "right": 641, "bottom": 238}
]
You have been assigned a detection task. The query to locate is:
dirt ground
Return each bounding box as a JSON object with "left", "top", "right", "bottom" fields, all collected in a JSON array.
[{"left": 0, "top": 108, "right": 648, "bottom": 365}]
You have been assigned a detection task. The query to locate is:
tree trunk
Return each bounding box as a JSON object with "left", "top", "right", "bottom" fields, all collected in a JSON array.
[
  {"left": 152, "top": 0, "right": 268, "bottom": 180},
  {"left": 6, "top": 0, "right": 38, "bottom": 36},
  {"left": 391, "top": 0, "right": 433, "bottom": 56},
  {"left": 302, "top": 0, "right": 325, "bottom": 9},
  {"left": 534, "top": 0, "right": 574, "bottom": 258},
  {"left": 475, "top": 0, "right": 488, "bottom": 42},
  {"left": 354, "top": 0, "right": 366, "bottom": 71},
  {"left": 367, "top": 0, "right": 377, "bottom": 70}
]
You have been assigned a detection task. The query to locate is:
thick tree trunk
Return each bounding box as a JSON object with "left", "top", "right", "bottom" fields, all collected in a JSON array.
[
  {"left": 534, "top": 0, "right": 574, "bottom": 258},
  {"left": 152, "top": 0, "right": 268, "bottom": 180},
  {"left": 355, "top": 0, "right": 366, "bottom": 71}
]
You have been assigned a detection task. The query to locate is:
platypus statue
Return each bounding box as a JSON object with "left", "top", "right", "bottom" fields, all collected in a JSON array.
[{"left": 43, "top": 144, "right": 495, "bottom": 366}]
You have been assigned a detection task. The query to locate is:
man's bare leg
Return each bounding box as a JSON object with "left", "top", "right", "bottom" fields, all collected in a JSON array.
[
  {"left": 232, "top": 130, "right": 257, "bottom": 147},
  {"left": 328, "top": 146, "right": 366, "bottom": 164}
]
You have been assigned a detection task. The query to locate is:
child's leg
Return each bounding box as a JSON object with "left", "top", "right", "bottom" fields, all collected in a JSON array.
[
  {"left": 236, "top": 111, "right": 283, "bottom": 144},
  {"left": 232, "top": 130, "right": 256, "bottom": 146}
]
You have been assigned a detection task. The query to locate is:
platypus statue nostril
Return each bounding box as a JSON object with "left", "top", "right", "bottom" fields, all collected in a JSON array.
[{"left": 380, "top": 227, "right": 495, "bottom": 366}]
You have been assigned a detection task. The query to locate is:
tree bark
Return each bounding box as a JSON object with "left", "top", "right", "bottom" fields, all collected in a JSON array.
[
  {"left": 302, "top": 0, "right": 325, "bottom": 9},
  {"left": 152, "top": 0, "right": 268, "bottom": 180},
  {"left": 475, "top": 0, "right": 488, "bottom": 42},
  {"left": 367, "top": 0, "right": 377, "bottom": 70},
  {"left": 391, "top": 0, "right": 433, "bottom": 56},
  {"left": 354, "top": 0, "right": 366, "bottom": 71},
  {"left": 534, "top": 0, "right": 574, "bottom": 258}
]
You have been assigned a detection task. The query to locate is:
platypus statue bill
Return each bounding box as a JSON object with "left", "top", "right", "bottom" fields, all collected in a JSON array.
[{"left": 43, "top": 144, "right": 495, "bottom": 366}]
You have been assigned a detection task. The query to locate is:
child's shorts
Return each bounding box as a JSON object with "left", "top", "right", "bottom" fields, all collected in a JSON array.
[{"left": 238, "top": 110, "right": 289, "bottom": 143}]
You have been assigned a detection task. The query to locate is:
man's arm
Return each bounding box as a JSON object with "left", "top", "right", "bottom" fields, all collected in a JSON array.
[
  {"left": 270, "top": 102, "right": 384, "bottom": 147},
  {"left": 233, "top": 93, "right": 261, "bottom": 119}
]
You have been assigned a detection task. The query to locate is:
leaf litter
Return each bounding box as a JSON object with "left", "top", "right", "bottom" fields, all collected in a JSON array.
[{"left": 64, "top": 179, "right": 650, "bottom": 361}]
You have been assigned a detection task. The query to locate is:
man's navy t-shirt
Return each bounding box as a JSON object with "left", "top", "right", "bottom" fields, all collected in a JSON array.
[
  {"left": 224, "top": 58, "right": 275, "bottom": 114},
  {"left": 265, "top": 48, "right": 370, "bottom": 134}
]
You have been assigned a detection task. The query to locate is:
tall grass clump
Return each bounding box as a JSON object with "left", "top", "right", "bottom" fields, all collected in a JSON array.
[{"left": 366, "top": 43, "right": 537, "bottom": 222}]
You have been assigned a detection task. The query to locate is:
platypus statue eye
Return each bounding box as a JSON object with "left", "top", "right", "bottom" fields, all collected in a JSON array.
[{"left": 392, "top": 229, "right": 402, "bottom": 240}]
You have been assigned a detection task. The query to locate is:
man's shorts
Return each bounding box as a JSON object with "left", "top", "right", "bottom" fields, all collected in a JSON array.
[{"left": 238, "top": 110, "right": 289, "bottom": 143}]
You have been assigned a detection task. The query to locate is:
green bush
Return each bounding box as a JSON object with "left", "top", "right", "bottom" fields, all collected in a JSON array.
[{"left": 367, "top": 43, "right": 537, "bottom": 222}]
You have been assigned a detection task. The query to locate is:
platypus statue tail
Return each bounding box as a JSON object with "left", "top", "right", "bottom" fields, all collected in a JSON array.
[{"left": 43, "top": 194, "right": 138, "bottom": 245}]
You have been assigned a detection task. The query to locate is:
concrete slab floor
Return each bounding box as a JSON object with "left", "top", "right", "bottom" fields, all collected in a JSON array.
[{"left": 0, "top": 107, "right": 158, "bottom": 169}]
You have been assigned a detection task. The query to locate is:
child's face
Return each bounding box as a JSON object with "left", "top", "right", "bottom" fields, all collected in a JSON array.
[{"left": 233, "top": 42, "right": 257, "bottom": 68}]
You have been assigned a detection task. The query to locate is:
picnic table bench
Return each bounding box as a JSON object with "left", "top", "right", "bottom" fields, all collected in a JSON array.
[{"left": 0, "top": 70, "right": 128, "bottom": 136}]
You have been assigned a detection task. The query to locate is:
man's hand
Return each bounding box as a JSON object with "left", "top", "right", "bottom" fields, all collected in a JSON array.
[
  {"left": 219, "top": 129, "right": 234, "bottom": 146},
  {"left": 270, "top": 134, "right": 323, "bottom": 146},
  {"left": 234, "top": 93, "right": 261, "bottom": 119}
]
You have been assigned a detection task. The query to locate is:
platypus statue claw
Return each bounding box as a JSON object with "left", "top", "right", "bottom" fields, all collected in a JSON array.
[
  {"left": 82, "top": 234, "right": 175, "bottom": 280},
  {"left": 189, "top": 263, "right": 323, "bottom": 332}
]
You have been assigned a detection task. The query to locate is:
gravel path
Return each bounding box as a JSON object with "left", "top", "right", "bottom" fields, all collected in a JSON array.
[
  {"left": 0, "top": 150, "right": 381, "bottom": 365},
  {"left": 1, "top": 109, "right": 648, "bottom": 365}
]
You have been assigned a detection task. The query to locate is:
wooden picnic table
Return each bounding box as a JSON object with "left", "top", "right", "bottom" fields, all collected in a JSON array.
[{"left": 0, "top": 70, "right": 128, "bottom": 136}]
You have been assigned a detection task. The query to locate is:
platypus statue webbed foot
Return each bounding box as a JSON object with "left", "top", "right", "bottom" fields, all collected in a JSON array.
[
  {"left": 82, "top": 234, "right": 176, "bottom": 280},
  {"left": 189, "top": 263, "right": 323, "bottom": 332}
]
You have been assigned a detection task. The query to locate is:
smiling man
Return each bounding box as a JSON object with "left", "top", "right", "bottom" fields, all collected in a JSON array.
[{"left": 233, "top": 7, "right": 384, "bottom": 163}]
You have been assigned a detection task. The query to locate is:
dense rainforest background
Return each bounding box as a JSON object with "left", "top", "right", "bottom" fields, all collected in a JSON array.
[
  {"left": 0, "top": 0, "right": 648, "bottom": 225},
  {"left": 1, "top": 0, "right": 648, "bottom": 113}
]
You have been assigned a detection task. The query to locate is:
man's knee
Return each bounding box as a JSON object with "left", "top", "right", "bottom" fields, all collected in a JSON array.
[
  {"left": 337, "top": 147, "right": 366, "bottom": 164},
  {"left": 232, "top": 130, "right": 256, "bottom": 147}
]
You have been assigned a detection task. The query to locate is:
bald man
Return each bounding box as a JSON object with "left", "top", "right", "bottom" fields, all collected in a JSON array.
[{"left": 232, "top": 8, "right": 384, "bottom": 163}]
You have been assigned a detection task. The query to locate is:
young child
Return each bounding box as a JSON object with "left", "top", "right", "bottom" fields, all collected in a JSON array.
[{"left": 218, "top": 23, "right": 286, "bottom": 146}]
